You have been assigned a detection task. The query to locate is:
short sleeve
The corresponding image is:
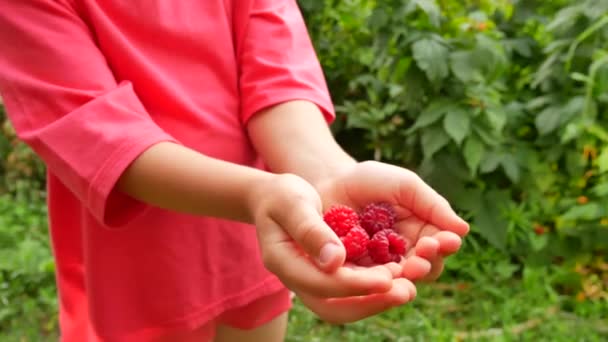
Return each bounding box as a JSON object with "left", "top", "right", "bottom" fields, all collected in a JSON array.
[
  {"left": 0, "top": 0, "right": 179, "bottom": 227},
  {"left": 235, "top": 0, "right": 335, "bottom": 124}
]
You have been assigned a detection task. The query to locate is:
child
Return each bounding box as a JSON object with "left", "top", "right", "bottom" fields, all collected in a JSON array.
[{"left": 0, "top": 1, "right": 469, "bottom": 341}]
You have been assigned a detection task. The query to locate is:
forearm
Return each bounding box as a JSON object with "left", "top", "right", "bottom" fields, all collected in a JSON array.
[
  {"left": 116, "top": 141, "right": 271, "bottom": 223},
  {"left": 247, "top": 100, "right": 356, "bottom": 186}
]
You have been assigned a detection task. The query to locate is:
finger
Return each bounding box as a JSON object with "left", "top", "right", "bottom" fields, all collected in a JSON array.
[
  {"left": 402, "top": 228, "right": 459, "bottom": 282},
  {"left": 400, "top": 223, "right": 461, "bottom": 258},
  {"left": 393, "top": 215, "right": 426, "bottom": 248},
  {"left": 298, "top": 278, "right": 416, "bottom": 324},
  {"left": 258, "top": 218, "right": 393, "bottom": 298},
  {"left": 418, "top": 232, "right": 460, "bottom": 281},
  {"left": 342, "top": 162, "right": 469, "bottom": 236},
  {"left": 411, "top": 231, "right": 459, "bottom": 282},
  {"left": 347, "top": 261, "right": 403, "bottom": 278},
  {"left": 401, "top": 255, "right": 431, "bottom": 280},
  {"left": 434, "top": 231, "right": 462, "bottom": 256},
  {"left": 395, "top": 169, "right": 469, "bottom": 236},
  {"left": 270, "top": 196, "right": 345, "bottom": 272},
  {"left": 418, "top": 259, "right": 445, "bottom": 282},
  {"left": 411, "top": 236, "right": 440, "bottom": 260}
]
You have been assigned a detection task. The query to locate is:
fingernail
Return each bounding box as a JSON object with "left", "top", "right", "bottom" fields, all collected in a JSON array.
[
  {"left": 421, "top": 259, "right": 432, "bottom": 273},
  {"left": 318, "top": 242, "right": 340, "bottom": 267}
]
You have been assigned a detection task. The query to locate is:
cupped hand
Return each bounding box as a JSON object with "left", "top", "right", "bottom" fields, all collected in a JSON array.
[
  {"left": 249, "top": 173, "right": 399, "bottom": 299},
  {"left": 250, "top": 173, "right": 436, "bottom": 323},
  {"left": 314, "top": 161, "right": 470, "bottom": 282}
]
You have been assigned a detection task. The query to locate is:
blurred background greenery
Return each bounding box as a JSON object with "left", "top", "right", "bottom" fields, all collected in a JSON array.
[{"left": 1, "top": 0, "right": 607, "bottom": 340}]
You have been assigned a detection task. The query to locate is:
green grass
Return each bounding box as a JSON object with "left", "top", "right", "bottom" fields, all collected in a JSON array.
[
  {"left": 286, "top": 252, "right": 608, "bottom": 342},
  {"left": 3, "top": 266, "right": 605, "bottom": 342},
  {"left": 286, "top": 281, "right": 607, "bottom": 341}
]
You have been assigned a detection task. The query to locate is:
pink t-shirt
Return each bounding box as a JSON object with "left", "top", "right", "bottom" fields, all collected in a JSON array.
[{"left": 0, "top": 1, "right": 334, "bottom": 340}]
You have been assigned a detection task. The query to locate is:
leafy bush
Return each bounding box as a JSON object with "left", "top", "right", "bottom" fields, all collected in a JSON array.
[
  {"left": 0, "top": 193, "right": 56, "bottom": 336},
  {"left": 0, "top": 104, "right": 46, "bottom": 200},
  {"left": 0, "top": 85, "right": 54, "bottom": 337},
  {"left": 299, "top": 0, "right": 608, "bottom": 276}
]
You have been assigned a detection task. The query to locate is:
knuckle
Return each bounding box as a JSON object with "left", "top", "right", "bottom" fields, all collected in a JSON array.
[{"left": 293, "top": 219, "right": 321, "bottom": 248}]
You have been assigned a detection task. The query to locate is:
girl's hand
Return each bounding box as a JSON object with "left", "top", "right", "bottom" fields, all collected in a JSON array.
[
  {"left": 248, "top": 172, "right": 428, "bottom": 324},
  {"left": 315, "top": 161, "right": 470, "bottom": 282},
  {"left": 248, "top": 173, "right": 400, "bottom": 298}
]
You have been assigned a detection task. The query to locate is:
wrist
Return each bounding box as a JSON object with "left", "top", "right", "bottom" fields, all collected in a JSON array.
[
  {"left": 304, "top": 152, "right": 357, "bottom": 190},
  {"left": 244, "top": 170, "right": 277, "bottom": 223}
]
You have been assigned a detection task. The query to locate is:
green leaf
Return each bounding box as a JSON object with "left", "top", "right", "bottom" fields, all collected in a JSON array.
[
  {"left": 450, "top": 51, "right": 482, "bottom": 83},
  {"left": 463, "top": 135, "right": 484, "bottom": 175},
  {"left": 508, "top": 38, "right": 533, "bottom": 57},
  {"left": 560, "top": 96, "right": 585, "bottom": 124},
  {"left": 443, "top": 108, "right": 471, "bottom": 145},
  {"left": 472, "top": 190, "right": 511, "bottom": 251},
  {"left": 530, "top": 234, "right": 549, "bottom": 252},
  {"left": 473, "top": 123, "right": 500, "bottom": 146},
  {"left": 391, "top": 57, "right": 412, "bottom": 83},
  {"left": 526, "top": 95, "right": 556, "bottom": 111},
  {"left": 412, "top": 38, "right": 449, "bottom": 84},
  {"left": 413, "top": 0, "right": 441, "bottom": 27},
  {"left": 561, "top": 121, "right": 583, "bottom": 143},
  {"left": 421, "top": 125, "right": 450, "bottom": 160},
  {"left": 368, "top": 7, "right": 389, "bottom": 30},
  {"left": 406, "top": 100, "right": 453, "bottom": 133},
  {"left": 561, "top": 203, "right": 604, "bottom": 221},
  {"left": 586, "top": 123, "right": 608, "bottom": 142},
  {"left": 570, "top": 72, "right": 590, "bottom": 83},
  {"left": 535, "top": 97, "right": 584, "bottom": 135},
  {"left": 480, "top": 152, "right": 502, "bottom": 173},
  {"left": 473, "top": 35, "right": 508, "bottom": 79},
  {"left": 591, "top": 182, "right": 608, "bottom": 196},
  {"left": 547, "top": 5, "right": 581, "bottom": 33},
  {"left": 501, "top": 154, "right": 520, "bottom": 183},
  {"left": 485, "top": 109, "right": 507, "bottom": 132},
  {"left": 535, "top": 106, "right": 561, "bottom": 135},
  {"left": 597, "top": 146, "right": 608, "bottom": 173},
  {"left": 532, "top": 53, "right": 559, "bottom": 89}
]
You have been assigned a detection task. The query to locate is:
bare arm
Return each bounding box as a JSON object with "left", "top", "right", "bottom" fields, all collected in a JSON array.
[
  {"left": 115, "top": 142, "right": 272, "bottom": 223},
  {"left": 115, "top": 100, "right": 346, "bottom": 223},
  {"left": 247, "top": 100, "right": 356, "bottom": 187}
]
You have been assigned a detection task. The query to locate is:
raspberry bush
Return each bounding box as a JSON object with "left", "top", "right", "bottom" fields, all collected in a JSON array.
[{"left": 300, "top": 0, "right": 608, "bottom": 273}]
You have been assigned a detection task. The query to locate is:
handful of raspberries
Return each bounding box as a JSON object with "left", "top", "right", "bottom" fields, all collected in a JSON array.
[{"left": 323, "top": 202, "right": 407, "bottom": 265}]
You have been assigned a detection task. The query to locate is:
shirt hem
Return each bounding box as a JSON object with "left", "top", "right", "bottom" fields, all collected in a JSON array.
[{"left": 98, "top": 276, "right": 287, "bottom": 341}]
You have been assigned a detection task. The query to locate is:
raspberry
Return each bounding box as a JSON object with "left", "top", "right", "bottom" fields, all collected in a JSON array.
[
  {"left": 323, "top": 204, "right": 360, "bottom": 237},
  {"left": 367, "top": 229, "right": 407, "bottom": 264},
  {"left": 340, "top": 226, "right": 369, "bottom": 262},
  {"left": 359, "top": 202, "right": 397, "bottom": 236}
]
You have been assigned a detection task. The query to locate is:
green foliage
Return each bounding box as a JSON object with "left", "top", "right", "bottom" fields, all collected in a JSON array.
[
  {"left": 0, "top": 194, "right": 57, "bottom": 336},
  {"left": 0, "top": 105, "right": 46, "bottom": 201},
  {"left": 0, "top": 103, "right": 54, "bottom": 336},
  {"left": 299, "top": 0, "right": 608, "bottom": 269}
]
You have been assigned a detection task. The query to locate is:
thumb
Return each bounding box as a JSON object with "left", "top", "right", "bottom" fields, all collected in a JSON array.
[
  {"left": 399, "top": 171, "right": 469, "bottom": 236},
  {"left": 272, "top": 202, "right": 346, "bottom": 272}
]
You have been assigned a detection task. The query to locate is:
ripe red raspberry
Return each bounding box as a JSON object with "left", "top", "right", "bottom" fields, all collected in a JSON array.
[
  {"left": 340, "top": 226, "right": 369, "bottom": 262},
  {"left": 323, "top": 204, "right": 360, "bottom": 237},
  {"left": 367, "top": 229, "right": 407, "bottom": 264},
  {"left": 359, "top": 202, "right": 397, "bottom": 236}
]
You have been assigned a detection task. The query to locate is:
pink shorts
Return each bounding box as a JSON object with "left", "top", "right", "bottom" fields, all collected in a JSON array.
[{"left": 159, "top": 288, "right": 293, "bottom": 341}]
